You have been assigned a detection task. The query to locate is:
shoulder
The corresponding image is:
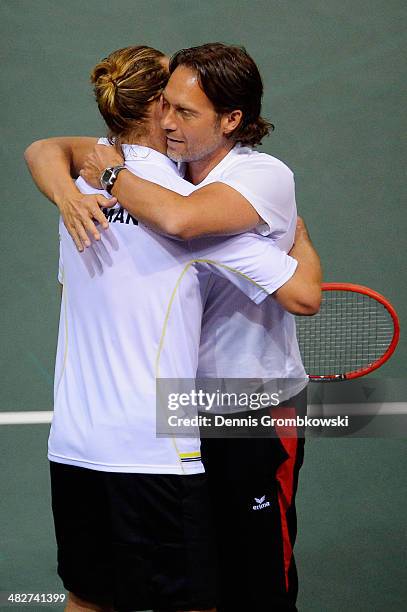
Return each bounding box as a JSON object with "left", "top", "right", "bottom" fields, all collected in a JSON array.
[
  {"left": 222, "top": 145, "right": 294, "bottom": 180},
  {"left": 217, "top": 145, "right": 295, "bottom": 202}
]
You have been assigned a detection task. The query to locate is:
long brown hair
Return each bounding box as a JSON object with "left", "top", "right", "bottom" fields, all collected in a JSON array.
[
  {"left": 91, "top": 45, "right": 168, "bottom": 146},
  {"left": 169, "top": 43, "right": 274, "bottom": 147}
]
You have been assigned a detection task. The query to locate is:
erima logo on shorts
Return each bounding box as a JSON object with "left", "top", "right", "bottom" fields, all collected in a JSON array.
[{"left": 252, "top": 495, "right": 271, "bottom": 511}]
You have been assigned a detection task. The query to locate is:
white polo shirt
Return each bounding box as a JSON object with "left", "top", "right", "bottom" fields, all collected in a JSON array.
[
  {"left": 195, "top": 144, "right": 307, "bottom": 399},
  {"left": 49, "top": 143, "right": 298, "bottom": 474}
]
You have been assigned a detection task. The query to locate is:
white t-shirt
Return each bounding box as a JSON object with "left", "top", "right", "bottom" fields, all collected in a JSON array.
[
  {"left": 49, "top": 143, "right": 298, "bottom": 474},
  {"left": 195, "top": 144, "right": 307, "bottom": 400}
]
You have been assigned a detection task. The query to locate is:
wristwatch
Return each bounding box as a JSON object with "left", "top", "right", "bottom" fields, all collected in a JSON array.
[{"left": 100, "top": 165, "right": 127, "bottom": 194}]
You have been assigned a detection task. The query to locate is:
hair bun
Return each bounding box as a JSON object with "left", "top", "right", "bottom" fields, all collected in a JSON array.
[
  {"left": 106, "top": 76, "right": 118, "bottom": 98},
  {"left": 96, "top": 72, "right": 118, "bottom": 112},
  {"left": 90, "top": 45, "right": 168, "bottom": 139},
  {"left": 106, "top": 74, "right": 118, "bottom": 88}
]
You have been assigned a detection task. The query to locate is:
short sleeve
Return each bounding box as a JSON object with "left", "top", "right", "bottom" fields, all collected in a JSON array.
[
  {"left": 191, "top": 233, "right": 297, "bottom": 304},
  {"left": 217, "top": 155, "right": 296, "bottom": 238}
]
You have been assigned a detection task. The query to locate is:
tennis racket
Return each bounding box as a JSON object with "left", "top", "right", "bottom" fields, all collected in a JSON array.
[{"left": 295, "top": 283, "right": 400, "bottom": 381}]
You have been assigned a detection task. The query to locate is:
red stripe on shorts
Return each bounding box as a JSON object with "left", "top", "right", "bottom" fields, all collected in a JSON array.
[{"left": 270, "top": 405, "right": 298, "bottom": 592}]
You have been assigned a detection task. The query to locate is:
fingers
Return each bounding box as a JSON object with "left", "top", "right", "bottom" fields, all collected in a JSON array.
[
  {"left": 97, "top": 195, "right": 117, "bottom": 211},
  {"left": 296, "top": 216, "right": 306, "bottom": 232},
  {"left": 61, "top": 194, "right": 118, "bottom": 252},
  {"left": 78, "top": 196, "right": 114, "bottom": 242},
  {"left": 295, "top": 216, "right": 308, "bottom": 236},
  {"left": 74, "top": 220, "right": 92, "bottom": 249},
  {"left": 83, "top": 216, "right": 102, "bottom": 242},
  {"left": 75, "top": 206, "right": 108, "bottom": 244},
  {"left": 101, "top": 196, "right": 117, "bottom": 208},
  {"left": 69, "top": 228, "right": 85, "bottom": 252},
  {"left": 68, "top": 218, "right": 100, "bottom": 251},
  {"left": 93, "top": 206, "right": 109, "bottom": 230},
  {"left": 66, "top": 222, "right": 87, "bottom": 252},
  {"left": 93, "top": 196, "right": 116, "bottom": 230}
]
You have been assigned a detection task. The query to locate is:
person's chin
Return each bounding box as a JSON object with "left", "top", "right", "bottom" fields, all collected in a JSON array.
[{"left": 166, "top": 148, "right": 183, "bottom": 162}]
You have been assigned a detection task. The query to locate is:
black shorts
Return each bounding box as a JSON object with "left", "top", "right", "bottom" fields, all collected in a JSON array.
[
  {"left": 49, "top": 462, "right": 217, "bottom": 611},
  {"left": 201, "top": 389, "right": 307, "bottom": 612}
]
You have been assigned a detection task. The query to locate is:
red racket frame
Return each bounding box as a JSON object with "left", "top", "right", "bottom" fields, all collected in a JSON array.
[{"left": 307, "top": 283, "right": 400, "bottom": 381}]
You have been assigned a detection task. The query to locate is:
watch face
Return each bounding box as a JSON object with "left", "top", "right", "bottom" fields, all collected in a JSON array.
[{"left": 101, "top": 168, "right": 113, "bottom": 184}]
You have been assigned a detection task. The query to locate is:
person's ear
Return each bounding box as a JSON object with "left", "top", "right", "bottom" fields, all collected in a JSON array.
[{"left": 221, "top": 110, "right": 243, "bottom": 135}]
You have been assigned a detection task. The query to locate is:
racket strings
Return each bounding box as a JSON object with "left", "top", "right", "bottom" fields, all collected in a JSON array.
[{"left": 296, "top": 290, "right": 394, "bottom": 376}]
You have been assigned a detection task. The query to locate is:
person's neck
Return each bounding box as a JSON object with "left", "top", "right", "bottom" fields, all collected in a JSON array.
[
  {"left": 124, "top": 123, "right": 167, "bottom": 155},
  {"left": 186, "top": 141, "right": 236, "bottom": 185}
]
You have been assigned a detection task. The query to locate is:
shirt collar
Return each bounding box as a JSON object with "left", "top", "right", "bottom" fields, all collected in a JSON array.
[{"left": 121, "top": 144, "right": 178, "bottom": 172}]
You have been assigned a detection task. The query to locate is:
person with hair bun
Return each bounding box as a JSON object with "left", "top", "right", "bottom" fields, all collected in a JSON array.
[
  {"left": 91, "top": 46, "right": 169, "bottom": 146},
  {"left": 25, "top": 42, "right": 321, "bottom": 612}
]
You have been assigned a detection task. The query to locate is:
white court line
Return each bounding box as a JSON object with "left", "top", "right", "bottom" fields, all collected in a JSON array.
[
  {"left": 0, "top": 411, "right": 53, "bottom": 424},
  {"left": 308, "top": 402, "right": 407, "bottom": 416},
  {"left": 0, "top": 403, "right": 406, "bottom": 425}
]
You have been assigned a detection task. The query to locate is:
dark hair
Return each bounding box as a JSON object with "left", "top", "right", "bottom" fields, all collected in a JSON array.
[
  {"left": 169, "top": 43, "right": 274, "bottom": 147},
  {"left": 91, "top": 45, "right": 168, "bottom": 145}
]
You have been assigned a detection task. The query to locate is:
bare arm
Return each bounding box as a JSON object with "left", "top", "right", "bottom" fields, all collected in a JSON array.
[
  {"left": 25, "top": 137, "right": 98, "bottom": 198},
  {"left": 79, "top": 144, "right": 262, "bottom": 240},
  {"left": 24, "top": 137, "right": 117, "bottom": 250},
  {"left": 274, "top": 217, "right": 322, "bottom": 315},
  {"left": 111, "top": 171, "right": 261, "bottom": 238}
]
